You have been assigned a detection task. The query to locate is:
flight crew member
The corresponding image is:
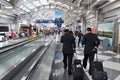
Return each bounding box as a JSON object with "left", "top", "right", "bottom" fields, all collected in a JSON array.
[
  {"left": 61, "top": 29, "right": 76, "bottom": 75},
  {"left": 82, "top": 27, "right": 100, "bottom": 75}
]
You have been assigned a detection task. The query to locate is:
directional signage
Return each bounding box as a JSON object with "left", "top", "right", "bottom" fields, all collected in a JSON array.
[{"left": 36, "top": 20, "right": 64, "bottom": 24}]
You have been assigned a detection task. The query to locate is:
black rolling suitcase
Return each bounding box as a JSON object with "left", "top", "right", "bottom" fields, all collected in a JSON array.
[
  {"left": 72, "top": 53, "right": 83, "bottom": 80},
  {"left": 92, "top": 53, "right": 103, "bottom": 73},
  {"left": 92, "top": 71, "right": 108, "bottom": 80},
  {"left": 92, "top": 54, "right": 108, "bottom": 80}
]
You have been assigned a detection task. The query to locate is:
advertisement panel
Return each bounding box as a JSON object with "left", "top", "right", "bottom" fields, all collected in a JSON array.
[{"left": 97, "top": 22, "right": 114, "bottom": 45}]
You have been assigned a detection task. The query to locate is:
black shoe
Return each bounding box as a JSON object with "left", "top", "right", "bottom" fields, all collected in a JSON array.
[
  {"left": 83, "top": 66, "right": 86, "bottom": 69},
  {"left": 89, "top": 71, "right": 92, "bottom": 75},
  {"left": 89, "top": 72, "right": 92, "bottom": 75},
  {"left": 63, "top": 66, "right": 67, "bottom": 69},
  {"left": 68, "top": 71, "right": 72, "bottom": 75}
]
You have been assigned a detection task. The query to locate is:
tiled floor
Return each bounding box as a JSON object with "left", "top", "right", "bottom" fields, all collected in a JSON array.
[{"left": 76, "top": 46, "right": 120, "bottom": 80}]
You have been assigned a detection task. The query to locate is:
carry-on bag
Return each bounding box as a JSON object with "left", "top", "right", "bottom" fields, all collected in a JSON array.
[
  {"left": 92, "top": 54, "right": 108, "bottom": 80},
  {"left": 92, "top": 71, "right": 108, "bottom": 80},
  {"left": 92, "top": 53, "right": 103, "bottom": 73},
  {"left": 72, "top": 53, "right": 83, "bottom": 80}
]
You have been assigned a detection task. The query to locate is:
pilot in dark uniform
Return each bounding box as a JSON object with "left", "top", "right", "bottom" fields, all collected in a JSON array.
[
  {"left": 61, "top": 29, "right": 76, "bottom": 75},
  {"left": 82, "top": 27, "right": 100, "bottom": 75}
]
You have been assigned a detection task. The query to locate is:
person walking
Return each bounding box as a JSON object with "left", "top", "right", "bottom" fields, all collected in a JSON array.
[
  {"left": 82, "top": 27, "right": 100, "bottom": 75},
  {"left": 78, "top": 30, "right": 83, "bottom": 47},
  {"left": 61, "top": 29, "right": 76, "bottom": 75}
]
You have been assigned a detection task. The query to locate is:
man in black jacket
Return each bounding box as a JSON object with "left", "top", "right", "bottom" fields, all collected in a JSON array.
[
  {"left": 82, "top": 27, "right": 100, "bottom": 75},
  {"left": 61, "top": 29, "right": 76, "bottom": 75}
]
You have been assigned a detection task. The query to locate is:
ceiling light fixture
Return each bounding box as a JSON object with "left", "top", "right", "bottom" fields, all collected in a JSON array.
[
  {"left": 7, "top": 0, "right": 10, "bottom": 1},
  {"left": 78, "top": 10, "right": 81, "bottom": 12},
  {"left": 109, "top": 0, "right": 116, "bottom": 2},
  {"left": 23, "top": 0, "right": 26, "bottom": 2},
  {"left": 5, "top": 6, "right": 13, "bottom": 9},
  {"left": 35, "top": 8, "right": 38, "bottom": 11},
  {"left": 97, "top": 0, "right": 100, "bottom": 1},
  {"left": 87, "top": 0, "right": 91, "bottom": 15}
]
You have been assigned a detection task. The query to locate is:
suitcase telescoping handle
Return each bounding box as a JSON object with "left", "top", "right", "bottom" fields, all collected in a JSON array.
[
  {"left": 95, "top": 53, "right": 98, "bottom": 61},
  {"left": 74, "top": 52, "right": 77, "bottom": 55},
  {"left": 74, "top": 52, "right": 78, "bottom": 59}
]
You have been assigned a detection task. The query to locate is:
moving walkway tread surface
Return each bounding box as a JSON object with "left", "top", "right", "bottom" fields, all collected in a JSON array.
[
  {"left": 49, "top": 43, "right": 73, "bottom": 80},
  {"left": 12, "top": 46, "right": 45, "bottom": 80},
  {"left": 50, "top": 42, "right": 97, "bottom": 80}
]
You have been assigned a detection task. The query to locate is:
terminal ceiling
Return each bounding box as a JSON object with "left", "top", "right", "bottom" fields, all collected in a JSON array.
[{"left": 0, "top": 0, "right": 117, "bottom": 23}]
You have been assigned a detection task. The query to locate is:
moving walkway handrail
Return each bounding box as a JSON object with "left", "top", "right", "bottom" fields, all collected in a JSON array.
[
  {"left": 0, "top": 38, "right": 29, "bottom": 49},
  {"left": 0, "top": 37, "right": 39, "bottom": 54}
]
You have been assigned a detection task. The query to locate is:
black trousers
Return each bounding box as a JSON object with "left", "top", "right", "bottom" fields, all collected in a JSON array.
[
  {"left": 63, "top": 53, "right": 73, "bottom": 72},
  {"left": 83, "top": 53, "right": 95, "bottom": 74},
  {"left": 78, "top": 38, "right": 81, "bottom": 47}
]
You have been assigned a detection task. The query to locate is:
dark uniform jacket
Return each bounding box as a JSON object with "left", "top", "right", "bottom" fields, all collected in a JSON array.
[
  {"left": 61, "top": 34, "right": 76, "bottom": 54},
  {"left": 82, "top": 33, "right": 100, "bottom": 54}
]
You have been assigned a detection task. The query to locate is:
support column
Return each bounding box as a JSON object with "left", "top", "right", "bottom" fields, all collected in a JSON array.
[
  {"left": 95, "top": 10, "right": 99, "bottom": 33},
  {"left": 82, "top": 16, "right": 86, "bottom": 34}
]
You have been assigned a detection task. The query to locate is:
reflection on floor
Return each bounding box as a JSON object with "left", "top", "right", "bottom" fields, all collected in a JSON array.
[{"left": 51, "top": 44, "right": 72, "bottom": 80}]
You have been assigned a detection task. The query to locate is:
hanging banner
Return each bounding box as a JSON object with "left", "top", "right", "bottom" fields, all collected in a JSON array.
[{"left": 36, "top": 20, "right": 64, "bottom": 23}]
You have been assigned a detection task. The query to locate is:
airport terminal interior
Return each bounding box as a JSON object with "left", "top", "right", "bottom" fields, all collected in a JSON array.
[{"left": 0, "top": 0, "right": 120, "bottom": 80}]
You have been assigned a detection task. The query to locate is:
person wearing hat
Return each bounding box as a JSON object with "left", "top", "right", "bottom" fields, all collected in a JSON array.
[
  {"left": 82, "top": 27, "right": 100, "bottom": 75},
  {"left": 61, "top": 29, "right": 76, "bottom": 75}
]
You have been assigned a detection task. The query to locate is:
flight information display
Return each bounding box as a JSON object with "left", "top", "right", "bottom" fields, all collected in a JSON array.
[{"left": 0, "top": 26, "right": 9, "bottom": 32}]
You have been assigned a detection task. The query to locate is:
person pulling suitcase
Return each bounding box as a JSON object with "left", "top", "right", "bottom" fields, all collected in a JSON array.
[
  {"left": 82, "top": 27, "right": 100, "bottom": 75},
  {"left": 61, "top": 29, "right": 76, "bottom": 75}
]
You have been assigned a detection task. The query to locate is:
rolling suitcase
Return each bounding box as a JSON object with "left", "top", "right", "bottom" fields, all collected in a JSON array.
[
  {"left": 92, "top": 54, "right": 108, "bottom": 80},
  {"left": 92, "top": 53, "right": 103, "bottom": 73},
  {"left": 72, "top": 53, "right": 83, "bottom": 80},
  {"left": 92, "top": 71, "right": 108, "bottom": 80}
]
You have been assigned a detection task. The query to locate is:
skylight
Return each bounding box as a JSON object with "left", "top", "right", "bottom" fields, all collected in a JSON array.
[
  {"left": 50, "top": 6, "right": 55, "bottom": 8},
  {"left": 25, "top": 9, "right": 30, "bottom": 12},
  {"left": 63, "top": 4, "right": 70, "bottom": 10},
  {"left": 40, "top": 0, "right": 49, "bottom": 5},
  {"left": 56, "top": 6, "right": 62, "bottom": 10},
  {"left": 33, "top": 1, "right": 41, "bottom": 6},
  {"left": 20, "top": 5, "right": 30, "bottom": 12},
  {"left": 44, "top": 5, "right": 49, "bottom": 8},
  {"left": 26, "top": 3, "right": 35, "bottom": 9}
]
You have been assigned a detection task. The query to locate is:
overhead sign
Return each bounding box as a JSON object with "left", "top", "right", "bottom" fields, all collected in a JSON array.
[{"left": 36, "top": 20, "right": 64, "bottom": 23}]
